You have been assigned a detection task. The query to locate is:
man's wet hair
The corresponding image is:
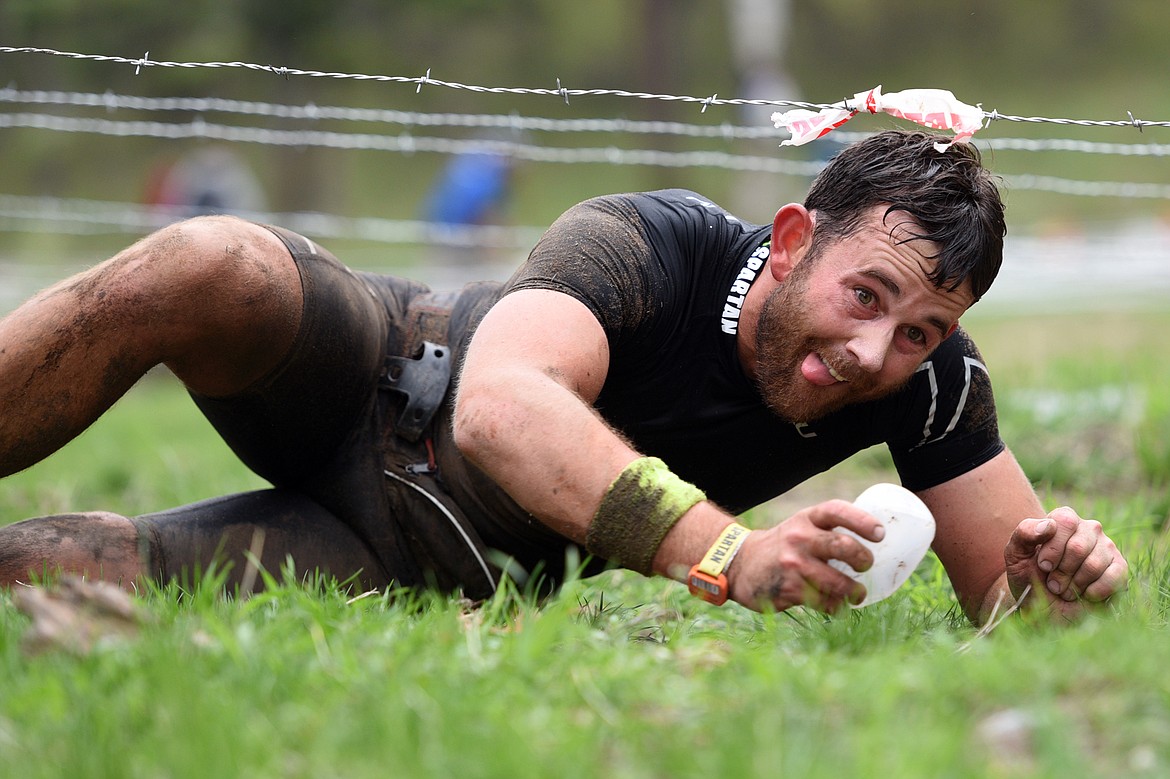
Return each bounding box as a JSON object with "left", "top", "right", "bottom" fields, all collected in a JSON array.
[{"left": 802, "top": 129, "right": 1006, "bottom": 302}]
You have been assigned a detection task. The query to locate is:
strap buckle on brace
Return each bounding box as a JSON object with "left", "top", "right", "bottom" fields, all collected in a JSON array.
[{"left": 381, "top": 341, "right": 452, "bottom": 442}]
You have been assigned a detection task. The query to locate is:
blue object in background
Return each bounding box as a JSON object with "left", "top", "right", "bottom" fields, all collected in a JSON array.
[{"left": 423, "top": 151, "right": 512, "bottom": 226}]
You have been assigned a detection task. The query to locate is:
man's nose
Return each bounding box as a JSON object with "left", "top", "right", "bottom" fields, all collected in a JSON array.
[{"left": 845, "top": 323, "right": 895, "bottom": 373}]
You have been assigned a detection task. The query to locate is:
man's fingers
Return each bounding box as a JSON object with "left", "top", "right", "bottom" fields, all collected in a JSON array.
[
  {"left": 1006, "top": 506, "right": 1130, "bottom": 605},
  {"left": 1034, "top": 506, "right": 1081, "bottom": 574},
  {"left": 820, "top": 529, "right": 875, "bottom": 573},
  {"left": 746, "top": 553, "right": 865, "bottom": 613},
  {"left": 802, "top": 563, "right": 867, "bottom": 612},
  {"left": 1080, "top": 555, "right": 1130, "bottom": 602},
  {"left": 1005, "top": 517, "right": 1057, "bottom": 567},
  {"left": 807, "top": 500, "right": 886, "bottom": 543},
  {"left": 1042, "top": 521, "right": 1099, "bottom": 598},
  {"left": 742, "top": 500, "right": 914, "bottom": 614},
  {"left": 1045, "top": 520, "right": 1126, "bottom": 601}
]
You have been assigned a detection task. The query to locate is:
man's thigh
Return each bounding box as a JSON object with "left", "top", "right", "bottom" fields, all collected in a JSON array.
[{"left": 188, "top": 226, "right": 391, "bottom": 489}]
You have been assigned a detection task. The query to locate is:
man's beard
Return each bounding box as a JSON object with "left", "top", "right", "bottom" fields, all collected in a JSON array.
[{"left": 754, "top": 264, "right": 904, "bottom": 423}]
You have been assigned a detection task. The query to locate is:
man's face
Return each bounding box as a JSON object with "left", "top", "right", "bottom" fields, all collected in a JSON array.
[{"left": 756, "top": 206, "right": 974, "bottom": 423}]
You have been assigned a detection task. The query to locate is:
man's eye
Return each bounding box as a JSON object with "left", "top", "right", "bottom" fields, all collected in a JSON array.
[
  {"left": 855, "top": 288, "right": 874, "bottom": 306},
  {"left": 905, "top": 326, "right": 926, "bottom": 344}
]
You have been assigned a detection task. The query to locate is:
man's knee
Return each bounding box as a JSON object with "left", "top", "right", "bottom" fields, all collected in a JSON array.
[
  {"left": 134, "top": 215, "right": 297, "bottom": 299},
  {"left": 138, "top": 217, "right": 305, "bottom": 395},
  {"left": 0, "top": 512, "right": 145, "bottom": 588}
]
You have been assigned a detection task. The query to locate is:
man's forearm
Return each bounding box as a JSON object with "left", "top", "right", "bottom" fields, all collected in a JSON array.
[
  {"left": 454, "top": 367, "right": 639, "bottom": 543},
  {"left": 651, "top": 502, "right": 743, "bottom": 582},
  {"left": 454, "top": 288, "right": 737, "bottom": 576}
]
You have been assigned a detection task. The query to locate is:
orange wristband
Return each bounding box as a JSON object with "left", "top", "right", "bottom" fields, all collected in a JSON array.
[{"left": 687, "top": 522, "right": 751, "bottom": 606}]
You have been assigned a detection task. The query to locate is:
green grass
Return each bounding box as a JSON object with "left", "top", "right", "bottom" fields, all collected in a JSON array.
[
  {"left": 0, "top": 372, "right": 267, "bottom": 519},
  {"left": 2, "top": 310, "right": 1170, "bottom": 779}
]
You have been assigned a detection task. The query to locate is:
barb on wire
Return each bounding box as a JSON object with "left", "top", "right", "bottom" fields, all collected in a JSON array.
[{"left": 984, "top": 110, "right": 1169, "bottom": 130}]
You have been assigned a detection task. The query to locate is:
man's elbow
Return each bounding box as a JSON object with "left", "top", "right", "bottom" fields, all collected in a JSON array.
[{"left": 451, "top": 380, "right": 507, "bottom": 465}]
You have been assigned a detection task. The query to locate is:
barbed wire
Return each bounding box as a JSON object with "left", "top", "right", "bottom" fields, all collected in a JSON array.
[
  {"left": 6, "top": 89, "right": 1170, "bottom": 156},
  {"left": 0, "top": 88, "right": 784, "bottom": 140},
  {"left": 0, "top": 46, "right": 825, "bottom": 111},
  {"left": 3, "top": 111, "right": 1166, "bottom": 199},
  {"left": 1007, "top": 174, "right": 1170, "bottom": 200},
  {"left": 2, "top": 46, "right": 1168, "bottom": 217},
  {"left": 3, "top": 45, "right": 1170, "bottom": 130},
  {"left": 0, "top": 112, "right": 826, "bottom": 176}
]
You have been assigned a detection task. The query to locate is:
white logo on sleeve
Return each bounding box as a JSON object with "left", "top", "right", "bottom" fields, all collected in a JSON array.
[
  {"left": 685, "top": 196, "right": 741, "bottom": 225},
  {"left": 912, "top": 356, "right": 989, "bottom": 448}
]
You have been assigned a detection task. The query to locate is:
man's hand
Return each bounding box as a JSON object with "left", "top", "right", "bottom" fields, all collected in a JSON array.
[
  {"left": 1004, "top": 506, "right": 1128, "bottom": 618},
  {"left": 727, "top": 501, "right": 886, "bottom": 613}
]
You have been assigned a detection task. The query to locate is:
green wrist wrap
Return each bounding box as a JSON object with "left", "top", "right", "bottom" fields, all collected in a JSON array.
[{"left": 585, "top": 457, "right": 707, "bottom": 575}]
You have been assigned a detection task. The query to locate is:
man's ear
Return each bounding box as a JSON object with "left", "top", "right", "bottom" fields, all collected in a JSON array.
[{"left": 769, "top": 204, "right": 815, "bottom": 282}]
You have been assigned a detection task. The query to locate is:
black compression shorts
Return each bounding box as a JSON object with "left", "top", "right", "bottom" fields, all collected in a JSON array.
[{"left": 133, "top": 225, "right": 499, "bottom": 597}]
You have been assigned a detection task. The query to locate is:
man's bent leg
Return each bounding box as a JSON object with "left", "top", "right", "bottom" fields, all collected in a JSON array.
[
  {"left": 0, "top": 215, "right": 304, "bottom": 477},
  {"left": 0, "top": 490, "right": 393, "bottom": 592},
  {"left": 133, "top": 490, "right": 394, "bottom": 592}
]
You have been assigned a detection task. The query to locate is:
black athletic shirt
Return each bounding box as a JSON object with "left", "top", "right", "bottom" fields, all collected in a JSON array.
[{"left": 446, "top": 189, "right": 1004, "bottom": 573}]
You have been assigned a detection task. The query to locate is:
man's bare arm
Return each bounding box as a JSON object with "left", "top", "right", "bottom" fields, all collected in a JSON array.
[
  {"left": 454, "top": 290, "right": 761, "bottom": 559},
  {"left": 918, "top": 448, "right": 1128, "bottom": 623},
  {"left": 454, "top": 289, "right": 641, "bottom": 541},
  {"left": 453, "top": 289, "right": 884, "bottom": 612}
]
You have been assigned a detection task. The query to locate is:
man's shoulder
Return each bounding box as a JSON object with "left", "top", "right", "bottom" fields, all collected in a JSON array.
[
  {"left": 626, "top": 189, "right": 740, "bottom": 222},
  {"left": 579, "top": 189, "right": 733, "bottom": 220},
  {"left": 886, "top": 324, "right": 999, "bottom": 451}
]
